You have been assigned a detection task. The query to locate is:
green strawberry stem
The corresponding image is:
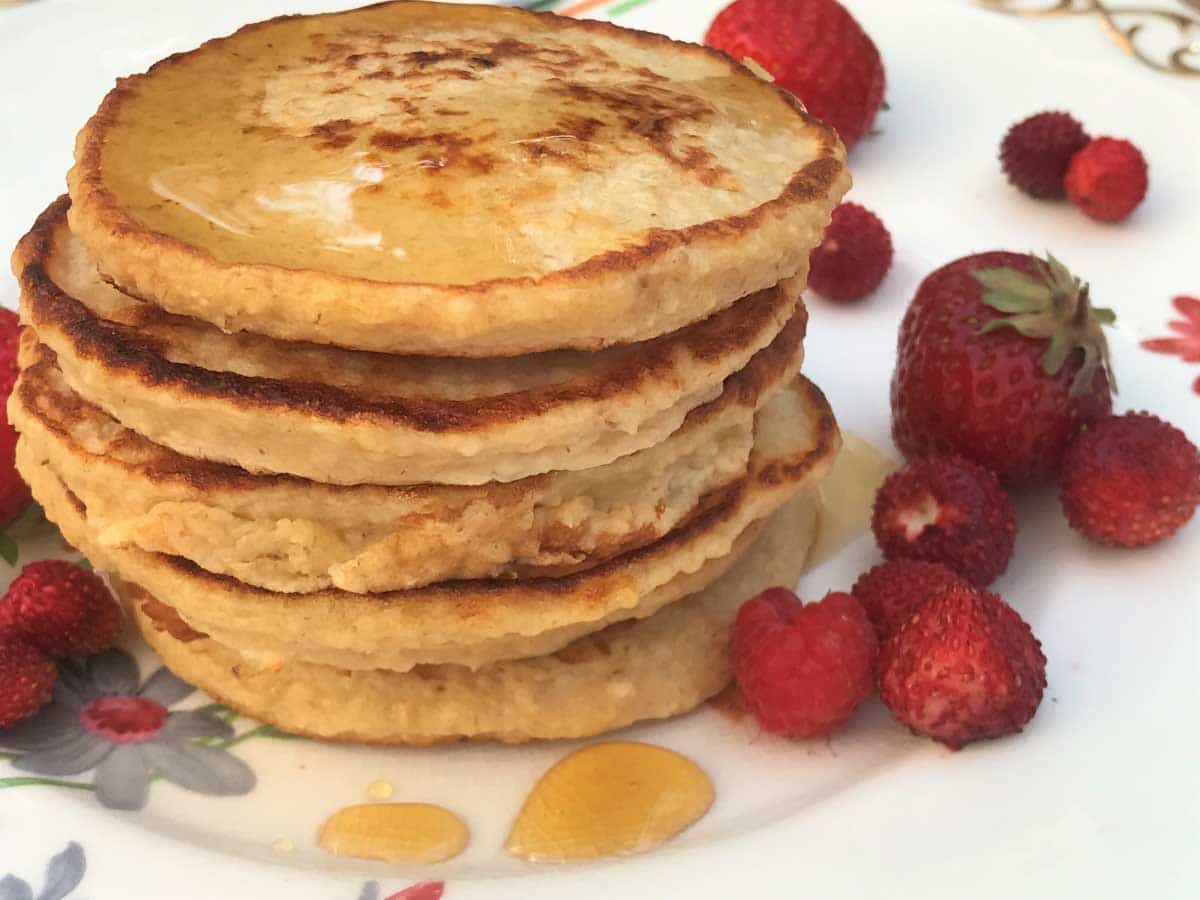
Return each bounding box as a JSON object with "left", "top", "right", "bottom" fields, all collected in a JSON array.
[{"left": 974, "top": 253, "right": 1117, "bottom": 398}]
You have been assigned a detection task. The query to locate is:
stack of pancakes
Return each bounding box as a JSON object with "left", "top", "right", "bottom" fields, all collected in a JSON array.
[{"left": 8, "top": 1, "right": 849, "bottom": 744}]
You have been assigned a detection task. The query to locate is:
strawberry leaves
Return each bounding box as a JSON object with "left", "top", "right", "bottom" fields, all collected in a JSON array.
[{"left": 974, "top": 253, "right": 1117, "bottom": 398}]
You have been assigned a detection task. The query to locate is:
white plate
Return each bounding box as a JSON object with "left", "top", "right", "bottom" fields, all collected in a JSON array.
[{"left": 1, "top": 2, "right": 1198, "bottom": 898}]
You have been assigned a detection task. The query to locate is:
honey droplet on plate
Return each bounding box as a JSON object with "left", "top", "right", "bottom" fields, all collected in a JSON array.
[
  {"left": 366, "top": 779, "right": 394, "bottom": 801},
  {"left": 318, "top": 803, "right": 469, "bottom": 864},
  {"left": 506, "top": 741, "right": 714, "bottom": 862}
]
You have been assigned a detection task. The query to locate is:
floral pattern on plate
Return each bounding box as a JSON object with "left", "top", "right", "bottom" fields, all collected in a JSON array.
[
  {"left": 359, "top": 882, "right": 446, "bottom": 900},
  {"left": 0, "top": 843, "right": 85, "bottom": 900},
  {"left": 0, "top": 648, "right": 259, "bottom": 810},
  {"left": 1143, "top": 295, "right": 1200, "bottom": 395}
]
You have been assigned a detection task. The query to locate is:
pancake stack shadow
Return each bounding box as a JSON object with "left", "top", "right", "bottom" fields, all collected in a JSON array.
[{"left": 8, "top": 1, "right": 849, "bottom": 744}]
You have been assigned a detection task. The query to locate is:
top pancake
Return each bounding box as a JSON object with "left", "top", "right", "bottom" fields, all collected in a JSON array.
[{"left": 66, "top": 0, "right": 849, "bottom": 355}]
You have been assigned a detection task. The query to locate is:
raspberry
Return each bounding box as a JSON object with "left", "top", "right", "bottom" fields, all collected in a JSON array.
[
  {"left": 851, "top": 559, "right": 966, "bottom": 639},
  {"left": 872, "top": 456, "right": 1016, "bottom": 587},
  {"left": 808, "top": 202, "right": 893, "bottom": 302},
  {"left": 877, "top": 585, "right": 1046, "bottom": 749},
  {"left": 732, "top": 588, "right": 877, "bottom": 739},
  {"left": 1060, "top": 413, "right": 1200, "bottom": 547},
  {"left": 0, "top": 636, "right": 56, "bottom": 728},
  {"left": 1064, "top": 137, "right": 1148, "bottom": 222},
  {"left": 999, "top": 111, "right": 1090, "bottom": 199},
  {"left": 1, "top": 561, "right": 123, "bottom": 658}
]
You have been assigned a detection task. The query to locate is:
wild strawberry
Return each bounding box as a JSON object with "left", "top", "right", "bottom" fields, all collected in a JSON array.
[
  {"left": 1060, "top": 413, "right": 1200, "bottom": 547},
  {"left": 733, "top": 587, "right": 876, "bottom": 739},
  {"left": 871, "top": 456, "right": 1015, "bottom": 587},
  {"left": 0, "top": 636, "right": 56, "bottom": 729},
  {"left": 851, "top": 559, "right": 967, "bottom": 639},
  {"left": 704, "top": 0, "right": 885, "bottom": 150},
  {"left": 1, "top": 561, "right": 122, "bottom": 659},
  {"left": 0, "top": 309, "right": 30, "bottom": 527},
  {"left": 0, "top": 308, "right": 19, "bottom": 400},
  {"left": 999, "top": 111, "right": 1090, "bottom": 199},
  {"left": 1065, "top": 137, "right": 1148, "bottom": 222},
  {"left": 0, "top": 421, "right": 30, "bottom": 528},
  {"left": 808, "top": 202, "right": 893, "bottom": 302},
  {"left": 892, "top": 252, "right": 1115, "bottom": 483},
  {"left": 877, "top": 585, "right": 1046, "bottom": 749}
]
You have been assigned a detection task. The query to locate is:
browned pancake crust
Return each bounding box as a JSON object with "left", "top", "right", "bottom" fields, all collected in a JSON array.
[
  {"left": 16, "top": 196, "right": 804, "bottom": 433},
  {"left": 66, "top": 1, "right": 847, "bottom": 355}
]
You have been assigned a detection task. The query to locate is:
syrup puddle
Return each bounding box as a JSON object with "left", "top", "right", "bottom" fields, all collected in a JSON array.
[
  {"left": 506, "top": 741, "right": 714, "bottom": 862},
  {"left": 807, "top": 432, "right": 896, "bottom": 569},
  {"left": 318, "top": 802, "right": 469, "bottom": 864}
]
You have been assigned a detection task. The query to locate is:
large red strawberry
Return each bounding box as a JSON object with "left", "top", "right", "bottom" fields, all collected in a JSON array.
[
  {"left": 704, "top": 0, "right": 885, "bottom": 150},
  {"left": 891, "top": 252, "right": 1115, "bottom": 483}
]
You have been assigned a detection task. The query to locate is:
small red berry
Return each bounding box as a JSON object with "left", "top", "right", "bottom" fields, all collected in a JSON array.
[
  {"left": 1064, "top": 137, "right": 1148, "bottom": 222},
  {"left": 0, "top": 309, "right": 30, "bottom": 528},
  {"left": 0, "top": 308, "right": 19, "bottom": 400},
  {"left": 1060, "top": 413, "right": 1200, "bottom": 547},
  {"left": 0, "top": 421, "right": 31, "bottom": 528},
  {"left": 851, "top": 559, "right": 967, "bottom": 639},
  {"left": 999, "top": 111, "right": 1090, "bottom": 199},
  {"left": 0, "top": 636, "right": 56, "bottom": 728},
  {"left": 877, "top": 585, "right": 1046, "bottom": 749},
  {"left": 1, "top": 561, "right": 122, "bottom": 659},
  {"left": 872, "top": 456, "right": 1016, "bottom": 587},
  {"left": 733, "top": 587, "right": 877, "bottom": 739},
  {"left": 704, "top": 0, "right": 886, "bottom": 150},
  {"left": 808, "top": 202, "right": 893, "bottom": 302}
]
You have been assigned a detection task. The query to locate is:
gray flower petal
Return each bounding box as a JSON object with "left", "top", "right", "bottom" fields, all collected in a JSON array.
[
  {"left": 142, "top": 741, "right": 255, "bottom": 796},
  {"left": 358, "top": 883, "right": 380, "bottom": 900},
  {"left": 14, "top": 731, "right": 110, "bottom": 777},
  {"left": 157, "top": 711, "right": 233, "bottom": 742},
  {"left": 86, "top": 649, "right": 140, "bottom": 697},
  {"left": 0, "top": 876, "right": 33, "bottom": 900},
  {"left": 137, "top": 667, "right": 193, "bottom": 707},
  {"left": 52, "top": 666, "right": 88, "bottom": 710},
  {"left": 38, "top": 842, "right": 85, "bottom": 900},
  {"left": 0, "top": 705, "right": 82, "bottom": 751},
  {"left": 93, "top": 745, "right": 150, "bottom": 811}
]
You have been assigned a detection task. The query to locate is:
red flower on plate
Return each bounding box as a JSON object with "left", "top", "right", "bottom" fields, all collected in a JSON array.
[{"left": 1142, "top": 295, "right": 1200, "bottom": 395}]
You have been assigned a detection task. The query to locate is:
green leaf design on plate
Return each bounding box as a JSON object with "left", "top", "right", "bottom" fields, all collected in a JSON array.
[{"left": 0, "top": 533, "right": 18, "bottom": 567}]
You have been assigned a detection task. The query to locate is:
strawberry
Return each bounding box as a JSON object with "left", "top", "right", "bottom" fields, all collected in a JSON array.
[
  {"left": 808, "top": 202, "right": 893, "bottom": 302},
  {"left": 851, "top": 559, "right": 967, "bottom": 639},
  {"left": 0, "top": 309, "right": 30, "bottom": 527},
  {"left": 0, "top": 635, "right": 56, "bottom": 729},
  {"left": 1065, "top": 137, "right": 1148, "bottom": 223},
  {"left": 877, "top": 585, "right": 1046, "bottom": 749},
  {"left": 1060, "top": 413, "right": 1200, "bottom": 547},
  {"left": 0, "top": 420, "right": 31, "bottom": 528},
  {"left": 871, "top": 456, "right": 1016, "bottom": 587},
  {"left": 704, "top": 0, "right": 885, "bottom": 150},
  {"left": 1, "top": 561, "right": 122, "bottom": 659},
  {"left": 891, "top": 252, "right": 1115, "bottom": 483},
  {"left": 732, "top": 588, "right": 876, "bottom": 739},
  {"left": 999, "top": 111, "right": 1090, "bottom": 199},
  {"left": 0, "top": 308, "right": 19, "bottom": 400}
]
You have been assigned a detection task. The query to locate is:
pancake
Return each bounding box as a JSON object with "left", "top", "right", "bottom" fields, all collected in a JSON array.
[
  {"left": 18, "top": 377, "right": 839, "bottom": 672},
  {"left": 121, "top": 491, "right": 819, "bottom": 745},
  {"left": 12, "top": 342, "right": 788, "bottom": 594},
  {"left": 16, "top": 198, "right": 805, "bottom": 486},
  {"left": 67, "top": 0, "right": 848, "bottom": 356}
]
